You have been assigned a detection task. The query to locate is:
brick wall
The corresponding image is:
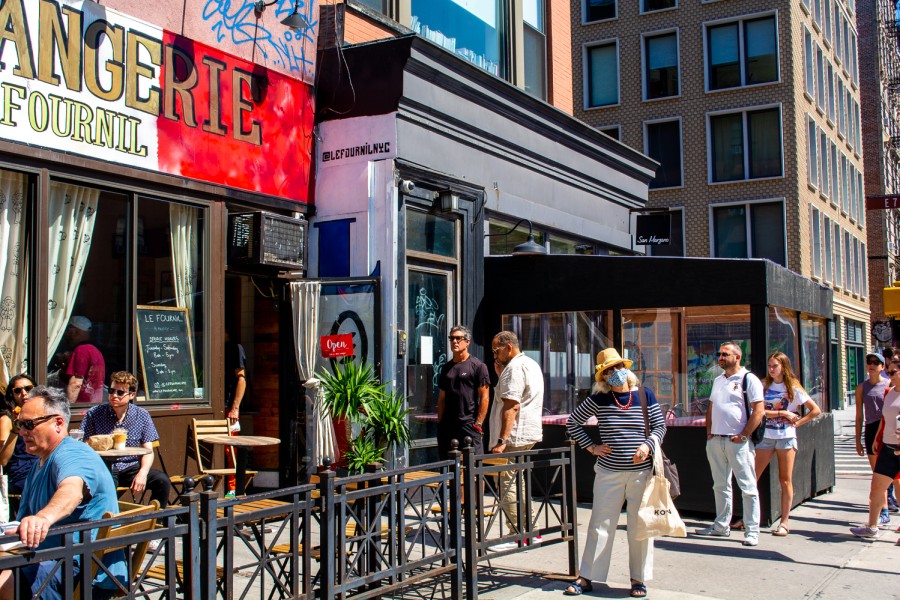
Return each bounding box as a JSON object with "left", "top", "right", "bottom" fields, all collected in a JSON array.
[{"left": 548, "top": 0, "right": 574, "bottom": 113}]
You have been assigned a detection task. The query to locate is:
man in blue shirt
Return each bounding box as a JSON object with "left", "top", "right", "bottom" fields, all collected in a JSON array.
[
  {"left": 82, "top": 371, "right": 171, "bottom": 507},
  {"left": 0, "top": 386, "right": 123, "bottom": 599}
]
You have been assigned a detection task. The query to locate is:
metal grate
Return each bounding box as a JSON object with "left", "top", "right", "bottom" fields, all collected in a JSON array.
[{"left": 228, "top": 211, "right": 306, "bottom": 270}]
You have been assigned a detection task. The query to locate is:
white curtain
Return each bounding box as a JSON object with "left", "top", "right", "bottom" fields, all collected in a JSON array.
[
  {"left": 47, "top": 183, "right": 99, "bottom": 360},
  {"left": 290, "top": 281, "right": 337, "bottom": 467},
  {"left": 169, "top": 205, "right": 199, "bottom": 315},
  {"left": 0, "top": 171, "right": 29, "bottom": 391}
]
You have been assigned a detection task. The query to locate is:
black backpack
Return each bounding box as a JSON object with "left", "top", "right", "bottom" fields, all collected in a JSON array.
[{"left": 741, "top": 373, "right": 767, "bottom": 444}]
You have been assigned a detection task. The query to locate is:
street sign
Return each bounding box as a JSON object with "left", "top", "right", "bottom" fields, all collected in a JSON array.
[{"left": 865, "top": 195, "right": 900, "bottom": 210}]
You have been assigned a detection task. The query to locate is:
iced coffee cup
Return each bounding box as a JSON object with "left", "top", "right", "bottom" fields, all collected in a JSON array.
[{"left": 112, "top": 428, "right": 128, "bottom": 450}]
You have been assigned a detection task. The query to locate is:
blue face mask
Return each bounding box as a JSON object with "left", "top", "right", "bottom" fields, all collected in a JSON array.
[{"left": 606, "top": 368, "right": 630, "bottom": 388}]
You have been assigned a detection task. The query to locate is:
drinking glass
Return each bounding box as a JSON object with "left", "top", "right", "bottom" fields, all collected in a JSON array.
[{"left": 69, "top": 429, "right": 84, "bottom": 442}]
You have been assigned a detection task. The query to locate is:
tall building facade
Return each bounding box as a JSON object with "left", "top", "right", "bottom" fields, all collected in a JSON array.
[
  {"left": 571, "top": 0, "right": 870, "bottom": 404},
  {"left": 859, "top": 0, "right": 900, "bottom": 346}
]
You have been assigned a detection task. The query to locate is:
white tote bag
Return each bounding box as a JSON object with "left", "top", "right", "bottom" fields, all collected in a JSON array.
[
  {"left": 635, "top": 444, "right": 686, "bottom": 541},
  {"left": 0, "top": 466, "right": 9, "bottom": 524}
]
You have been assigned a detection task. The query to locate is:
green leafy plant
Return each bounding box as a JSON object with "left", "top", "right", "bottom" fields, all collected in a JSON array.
[{"left": 318, "top": 358, "right": 412, "bottom": 474}]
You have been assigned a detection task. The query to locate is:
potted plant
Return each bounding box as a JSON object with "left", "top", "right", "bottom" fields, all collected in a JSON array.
[{"left": 318, "top": 359, "right": 411, "bottom": 474}]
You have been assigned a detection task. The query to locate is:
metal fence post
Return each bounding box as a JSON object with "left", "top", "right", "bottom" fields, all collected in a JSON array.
[
  {"left": 448, "top": 441, "right": 464, "bottom": 599},
  {"left": 318, "top": 460, "right": 337, "bottom": 599},
  {"left": 461, "top": 437, "right": 478, "bottom": 600},
  {"left": 565, "top": 438, "right": 580, "bottom": 577},
  {"left": 199, "top": 490, "right": 219, "bottom": 599},
  {"left": 179, "top": 491, "right": 202, "bottom": 600}
]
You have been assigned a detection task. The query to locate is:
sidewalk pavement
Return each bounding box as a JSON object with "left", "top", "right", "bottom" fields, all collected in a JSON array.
[{"left": 478, "top": 415, "right": 899, "bottom": 600}]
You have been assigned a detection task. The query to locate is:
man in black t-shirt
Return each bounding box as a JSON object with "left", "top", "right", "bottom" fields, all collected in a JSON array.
[
  {"left": 224, "top": 330, "right": 247, "bottom": 497},
  {"left": 437, "top": 325, "right": 490, "bottom": 457}
]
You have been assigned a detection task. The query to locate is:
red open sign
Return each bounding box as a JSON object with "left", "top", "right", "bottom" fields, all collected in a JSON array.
[{"left": 320, "top": 334, "right": 355, "bottom": 358}]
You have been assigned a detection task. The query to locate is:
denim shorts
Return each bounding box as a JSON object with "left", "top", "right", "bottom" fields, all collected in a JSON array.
[{"left": 754, "top": 436, "right": 798, "bottom": 451}]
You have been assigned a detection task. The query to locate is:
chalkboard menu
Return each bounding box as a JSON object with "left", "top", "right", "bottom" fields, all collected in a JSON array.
[{"left": 135, "top": 305, "right": 198, "bottom": 401}]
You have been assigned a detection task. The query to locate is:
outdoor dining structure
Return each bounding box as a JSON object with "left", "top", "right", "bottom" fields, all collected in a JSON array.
[{"left": 480, "top": 254, "right": 837, "bottom": 525}]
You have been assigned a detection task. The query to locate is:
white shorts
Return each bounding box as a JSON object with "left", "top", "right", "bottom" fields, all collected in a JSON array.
[{"left": 755, "top": 436, "right": 798, "bottom": 451}]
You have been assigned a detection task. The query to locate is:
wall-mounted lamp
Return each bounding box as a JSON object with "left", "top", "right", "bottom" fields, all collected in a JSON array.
[
  {"left": 484, "top": 218, "right": 547, "bottom": 255},
  {"left": 255, "top": 0, "right": 310, "bottom": 30},
  {"left": 437, "top": 190, "right": 459, "bottom": 212}
]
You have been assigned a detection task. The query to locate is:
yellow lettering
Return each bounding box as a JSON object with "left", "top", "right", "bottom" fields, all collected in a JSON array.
[
  {"left": 125, "top": 31, "right": 161, "bottom": 115},
  {"left": 0, "top": 83, "right": 25, "bottom": 126},
  {"left": 69, "top": 98, "right": 92, "bottom": 143},
  {"left": 232, "top": 69, "right": 261, "bottom": 146},
  {"left": 84, "top": 21, "right": 125, "bottom": 102},
  {"left": 0, "top": 0, "right": 35, "bottom": 79},
  {"left": 95, "top": 106, "right": 116, "bottom": 148},
  {"left": 127, "top": 117, "right": 147, "bottom": 156},
  {"left": 164, "top": 45, "right": 198, "bottom": 127},
  {"left": 202, "top": 57, "right": 226, "bottom": 135},
  {"left": 48, "top": 94, "right": 72, "bottom": 138},
  {"left": 115, "top": 112, "right": 128, "bottom": 152},
  {"left": 28, "top": 89, "right": 48, "bottom": 131},
  {"left": 37, "top": 0, "right": 82, "bottom": 91}
]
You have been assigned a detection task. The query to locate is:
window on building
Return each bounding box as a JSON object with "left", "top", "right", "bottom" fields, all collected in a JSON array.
[
  {"left": 858, "top": 171, "right": 865, "bottom": 223},
  {"left": 642, "top": 0, "right": 676, "bottom": 13},
  {"left": 645, "top": 31, "right": 679, "bottom": 99},
  {"left": 827, "top": 65, "right": 835, "bottom": 124},
  {"left": 814, "top": 0, "right": 822, "bottom": 29},
  {"left": 587, "top": 41, "right": 619, "bottom": 107},
  {"left": 838, "top": 79, "right": 845, "bottom": 137},
  {"left": 599, "top": 125, "right": 621, "bottom": 140},
  {"left": 832, "top": 142, "right": 841, "bottom": 212},
  {"left": 844, "top": 231, "right": 853, "bottom": 293},
  {"left": 834, "top": 9, "right": 843, "bottom": 62},
  {"left": 709, "top": 106, "right": 782, "bottom": 182},
  {"left": 861, "top": 241, "right": 868, "bottom": 297},
  {"left": 804, "top": 29, "right": 815, "bottom": 98},
  {"left": 523, "top": 0, "right": 547, "bottom": 100},
  {"left": 807, "top": 118, "right": 818, "bottom": 188},
  {"left": 820, "top": 131, "right": 830, "bottom": 200},
  {"left": 824, "top": 0, "right": 832, "bottom": 45},
  {"left": 706, "top": 15, "right": 778, "bottom": 90},
  {"left": 355, "top": 0, "right": 389, "bottom": 13},
  {"left": 586, "top": 0, "right": 616, "bottom": 21},
  {"left": 649, "top": 208, "right": 685, "bottom": 256},
  {"left": 801, "top": 0, "right": 810, "bottom": 12},
  {"left": 816, "top": 46, "right": 826, "bottom": 110},
  {"left": 411, "top": 0, "right": 506, "bottom": 78},
  {"left": 834, "top": 222, "right": 843, "bottom": 287},
  {"left": 842, "top": 154, "right": 850, "bottom": 218},
  {"left": 824, "top": 215, "right": 833, "bottom": 282},
  {"left": 712, "top": 200, "right": 786, "bottom": 266},
  {"left": 811, "top": 206, "right": 822, "bottom": 277},
  {"left": 645, "top": 119, "right": 682, "bottom": 188}
]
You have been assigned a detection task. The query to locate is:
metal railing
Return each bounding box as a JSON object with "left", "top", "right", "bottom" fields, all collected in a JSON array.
[{"left": 0, "top": 442, "right": 578, "bottom": 599}]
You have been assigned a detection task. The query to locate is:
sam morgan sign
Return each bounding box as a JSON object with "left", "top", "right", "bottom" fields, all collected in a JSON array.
[{"left": 0, "top": 0, "right": 314, "bottom": 202}]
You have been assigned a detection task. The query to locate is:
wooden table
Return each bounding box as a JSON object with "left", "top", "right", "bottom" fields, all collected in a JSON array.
[
  {"left": 96, "top": 447, "right": 153, "bottom": 459},
  {"left": 203, "top": 435, "right": 281, "bottom": 495}
]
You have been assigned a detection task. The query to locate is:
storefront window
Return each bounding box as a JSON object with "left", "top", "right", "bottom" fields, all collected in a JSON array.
[
  {"left": 768, "top": 307, "right": 798, "bottom": 366},
  {"left": 800, "top": 316, "right": 828, "bottom": 412},
  {"left": 411, "top": 0, "right": 505, "bottom": 78},
  {"left": 488, "top": 217, "right": 545, "bottom": 255},
  {"left": 0, "top": 169, "right": 30, "bottom": 388},
  {"left": 46, "top": 182, "right": 207, "bottom": 406},
  {"left": 685, "top": 305, "right": 750, "bottom": 416},
  {"left": 623, "top": 309, "right": 680, "bottom": 413},
  {"left": 845, "top": 319, "right": 865, "bottom": 392},
  {"left": 502, "top": 311, "right": 612, "bottom": 414},
  {"left": 407, "top": 210, "right": 458, "bottom": 258}
]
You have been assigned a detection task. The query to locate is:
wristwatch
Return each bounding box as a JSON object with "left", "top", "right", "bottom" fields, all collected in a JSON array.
[
  {"left": 497, "top": 438, "right": 508, "bottom": 446},
  {"left": 738, "top": 434, "right": 748, "bottom": 442}
]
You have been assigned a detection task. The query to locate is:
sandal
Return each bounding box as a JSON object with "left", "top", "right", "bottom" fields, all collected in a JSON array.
[
  {"left": 564, "top": 578, "right": 593, "bottom": 596},
  {"left": 731, "top": 520, "right": 744, "bottom": 531},
  {"left": 630, "top": 581, "right": 648, "bottom": 598},
  {"left": 772, "top": 524, "right": 789, "bottom": 537}
]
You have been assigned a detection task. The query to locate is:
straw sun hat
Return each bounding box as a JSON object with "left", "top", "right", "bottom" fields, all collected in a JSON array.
[{"left": 594, "top": 348, "right": 633, "bottom": 374}]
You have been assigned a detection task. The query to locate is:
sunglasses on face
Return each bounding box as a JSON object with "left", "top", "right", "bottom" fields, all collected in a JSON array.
[
  {"left": 14, "top": 414, "right": 59, "bottom": 431},
  {"left": 717, "top": 352, "right": 733, "bottom": 358},
  {"left": 109, "top": 389, "right": 132, "bottom": 398},
  {"left": 448, "top": 336, "right": 468, "bottom": 342},
  {"left": 866, "top": 360, "right": 883, "bottom": 366},
  {"left": 889, "top": 371, "right": 900, "bottom": 377},
  {"left": 603, "top": 364, "right": 627, "bottom": 376},
  {"left": 12, "top": 385, "right": 33, "bottom": 395}
]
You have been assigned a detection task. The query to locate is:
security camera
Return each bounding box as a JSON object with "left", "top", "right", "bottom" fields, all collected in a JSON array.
[{"left": 399, "top": 180, "right": 416, "bottom": 193}]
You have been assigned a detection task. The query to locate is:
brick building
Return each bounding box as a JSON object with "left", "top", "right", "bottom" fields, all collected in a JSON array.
[
  {"left": 859, "top": 0, "right": 900, "bottom": 346},
  {"left": 571, "top": 0, "right": 869, "bottom": 403}
]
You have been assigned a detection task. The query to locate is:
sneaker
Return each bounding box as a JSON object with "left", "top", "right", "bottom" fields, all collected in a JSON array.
[
  {"left": 148, "top": 539, "right": 161, "bottom": 553},
  {"left": 526, "top": 536, "right": 543, "bottom": 545},
  {"left": 850, "top": 525, "right": 881, "bottom": 539},
  {"left": 742, "top": 535, "right": 759, "bottom": 547},
  {"left": 224, "top": 491, "right": 236, "bottom": 499},
  {"left": 694, "top": 526, "right": 730, "bottom": 537},
  {"left": 889, "top": 496, "right": 900, "bottom": 513},
  {"left": 878, "top": 511, "right": 891, "bottom": 528},
  {"left": 490, "top": 541, "right": 519, "bottom": 551}
]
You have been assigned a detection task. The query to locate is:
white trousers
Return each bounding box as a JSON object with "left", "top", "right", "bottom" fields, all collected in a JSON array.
[
  {"left": 705, "top": 436, "right": 760, "bottom": 536},
  {"left": 579, "top": 465, "right": 652, "bottom": 583}
]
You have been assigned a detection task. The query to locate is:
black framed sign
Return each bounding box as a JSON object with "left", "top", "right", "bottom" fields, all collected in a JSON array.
[{"left": 135, "top": 305, "right": 199, "bottom": 401}]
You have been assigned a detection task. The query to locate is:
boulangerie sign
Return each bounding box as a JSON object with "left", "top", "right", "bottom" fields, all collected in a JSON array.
[
  {"left": 320, "top": 334, "right": 355, "bottom": 358},
  {"left": 0, "top": 0, "right": 314, "bottom": 202}
]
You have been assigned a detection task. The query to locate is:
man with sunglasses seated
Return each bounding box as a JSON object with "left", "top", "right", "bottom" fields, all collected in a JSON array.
[
  {"left": 0, "top": 386, "right": 124, "bottom": 599},
  {"left": 81, "top": 371, "right": 172, "bottom": 508}
]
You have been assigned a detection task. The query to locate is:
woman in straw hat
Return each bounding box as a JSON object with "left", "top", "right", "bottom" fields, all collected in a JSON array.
[{"left": 564, "top": 348, "right": 666, "bottom": 598}]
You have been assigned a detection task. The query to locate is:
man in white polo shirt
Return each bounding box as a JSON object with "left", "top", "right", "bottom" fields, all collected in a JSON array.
[
  {"left": 696, "top": 341, "right": 765, "bottom": 546},
  {"left": 489, "top": 331, "right": 544, "bottom": 543}
]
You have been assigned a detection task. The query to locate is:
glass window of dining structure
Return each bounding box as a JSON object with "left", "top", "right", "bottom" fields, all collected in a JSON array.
[
  {"left": 486, "top": 215, "right": 618, "bottom": 255},
  {"left": 0, "top": 170, "right": 208, "bottom": 405}
]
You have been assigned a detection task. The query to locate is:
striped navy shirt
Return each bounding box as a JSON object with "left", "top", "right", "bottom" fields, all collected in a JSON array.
[{"left": 566, "top": 387, "right": 666, "bottom": 472}]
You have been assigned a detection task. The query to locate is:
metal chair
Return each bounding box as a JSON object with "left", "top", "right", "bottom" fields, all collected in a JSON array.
[{"left": 190, "top": 419, "right": 257, "bottom": 493}]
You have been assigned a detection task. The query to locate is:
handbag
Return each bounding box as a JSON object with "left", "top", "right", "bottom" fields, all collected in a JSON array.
[
  {"left": 0, "top": 466, "right": 9, "bottom": 524},
  {"left": 741, "top": 373, "right": 767, "bottom": 445},
  {"left": 635, "top": 445, "right": 687, "bottom": 540},
  {"left": 638, "top": 387, "right": 681, "bottom": 499}
]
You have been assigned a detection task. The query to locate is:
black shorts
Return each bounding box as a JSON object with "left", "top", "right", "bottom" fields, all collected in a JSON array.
[
  {"left": 436, "top": 422, "right": 482, "bottom": 458},
  {"left": 873, "top": 444, "right": 900, "bottom": 479},
  {"left": 864, "top": 421, "right": 881, "bottom": 456}
]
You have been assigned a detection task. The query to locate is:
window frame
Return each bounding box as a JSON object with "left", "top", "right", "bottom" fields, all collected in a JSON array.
[
  {"left": 706, "top": 103, "right": 784, "bottom": 185},
  {"left": 583, "top": 0, "right": 617, "bottom": 24},
  {"left": 807, "top": 116, "right": 818, "bottom": 190},
  {"left": 644, "top": 116, "right": 684, "bottom": 190},
  {"left": 642, "top": 28, "right": 681, "bottom": 101},
  {"left": 811, "top": 205, "right": 822, "bottom": 278},
  {"left": 824, "top": 215, "right": 833, "bottom": 283},
  {"left": 640, "top": 0, "right": 678, "bottom": 15},
  {"left": 703, "top": 11, "right": 781, "bottom": 93},
  {"left": 707, "top": 197, "right": 788, "bottom": 266},
  {"left": 598, "top": 124, "right": 622, "bottom": 141},
  {"left": 804, "top": 27, "right": 815, "bottom": 101},
  {"left": 583, "top": 38, "right": 621, "bottom": 109}
]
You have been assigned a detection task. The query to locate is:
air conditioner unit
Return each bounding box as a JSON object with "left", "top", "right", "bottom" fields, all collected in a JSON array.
[{"left": 228, "top": 211, "right": 307, "bottom": 271}]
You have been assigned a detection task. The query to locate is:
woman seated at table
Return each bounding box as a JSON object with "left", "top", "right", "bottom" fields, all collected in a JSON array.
[
  {"left": 0, "top": 374, "right": 40, "bottom": 497},
  {"left": 81, "top": 371, "right": 171, "bottom": 507}
]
